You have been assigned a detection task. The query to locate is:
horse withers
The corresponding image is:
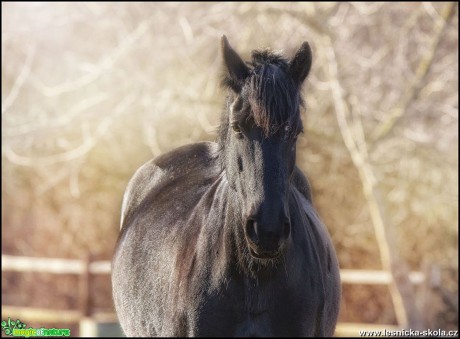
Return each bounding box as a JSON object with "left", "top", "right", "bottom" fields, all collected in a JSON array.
[{"left": 112, "top": 36, "right": 341, "bottom": 336}]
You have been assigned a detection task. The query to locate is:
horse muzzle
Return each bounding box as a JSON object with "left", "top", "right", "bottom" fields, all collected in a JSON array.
[{"left": 244, "top": 217, "right": 290, "bottom": 259}]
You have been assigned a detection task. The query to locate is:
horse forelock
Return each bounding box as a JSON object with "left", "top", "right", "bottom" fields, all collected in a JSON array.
[{"left": 247, "top": 62, "right": 303, "bottom": 139}]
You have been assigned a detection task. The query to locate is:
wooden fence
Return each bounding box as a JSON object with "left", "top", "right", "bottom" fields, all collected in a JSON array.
[{"left": 1, "top": 254, "right": 428, "bottom": 337}]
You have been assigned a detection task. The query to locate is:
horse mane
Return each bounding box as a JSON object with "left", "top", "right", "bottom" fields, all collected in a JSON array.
[{"left": 219, "top": 48, "right": 304, "bottom": 148}]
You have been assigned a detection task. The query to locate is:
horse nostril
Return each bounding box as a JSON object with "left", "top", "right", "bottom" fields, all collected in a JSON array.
[
  {"left": 245, "top": 218, "right": 258, "bottom": 244},
  {"left": 283, "top": 220, "right": 291, "bottom": 239}
]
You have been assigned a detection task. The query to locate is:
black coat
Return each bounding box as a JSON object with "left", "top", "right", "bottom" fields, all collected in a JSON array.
[{"left": 112, "top": 142, "right": 341, "bottom": 336}]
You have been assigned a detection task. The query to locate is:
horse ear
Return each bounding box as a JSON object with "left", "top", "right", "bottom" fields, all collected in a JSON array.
[
  {"left": 221, "top": 35, "right": 250, "bottom": 92},
  {"left": 288, "top": 41, "right": 312, "bottom": 85}
]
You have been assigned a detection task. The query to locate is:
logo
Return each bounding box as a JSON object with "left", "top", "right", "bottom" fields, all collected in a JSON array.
[{"left": 1, "top": 318, "right": 70, "bottom": 337}]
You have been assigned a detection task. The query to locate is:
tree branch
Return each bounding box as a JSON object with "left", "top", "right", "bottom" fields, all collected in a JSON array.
[
  {"left": 324, "top": 35, "right": 423, "bottom": 329},
  {"left": 3, "top": 94, "right": 135, "bottom": 167},
  {"left": 370, "top": 2, "right": 457, "bottom": 144},
  {"left": 2, "top": 46, "right": 35, "bottom": 115}
]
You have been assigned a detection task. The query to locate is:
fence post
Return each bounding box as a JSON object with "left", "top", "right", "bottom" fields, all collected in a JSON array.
[
  {"left": 80, "top": 254, "right": 91, "bottom": 317},
  {"left": 79, "top": 254, "right": 96, "bottom": 337}
]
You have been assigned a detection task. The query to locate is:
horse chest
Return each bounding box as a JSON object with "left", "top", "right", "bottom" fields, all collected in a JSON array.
[
  {"left": 234, "top": 311, "right": 272, "bottom": 337},
  {"left": 195, "top": 275, "right": 286, "bottom": 336},
  {"left": 234, "top": 278, "right": 274, "bottom": 336}
]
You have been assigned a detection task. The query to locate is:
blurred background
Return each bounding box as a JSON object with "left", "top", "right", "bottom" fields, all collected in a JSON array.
[{"left": 2, "top": 2, "right": 458, "bottom": 337}]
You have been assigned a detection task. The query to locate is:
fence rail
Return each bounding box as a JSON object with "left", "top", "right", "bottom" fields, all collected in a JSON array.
[
  {"left": 2, "top": 255, "right": 111, "bottom": 274},
  {"left": 1, "top": 254, "right": 427, "bottom": 337},
  {"left": 1, "top": 254, "right": 425, "bottom": 284}
]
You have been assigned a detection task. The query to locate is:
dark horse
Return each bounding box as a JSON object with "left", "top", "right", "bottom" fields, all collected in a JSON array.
[{"left": 112, "top": 36, "right": 341, "bottom": 336}]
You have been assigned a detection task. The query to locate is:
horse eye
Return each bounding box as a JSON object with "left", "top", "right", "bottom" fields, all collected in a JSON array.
[{"left": 232, "top": 124, "right": 241, "bottom": 133}]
